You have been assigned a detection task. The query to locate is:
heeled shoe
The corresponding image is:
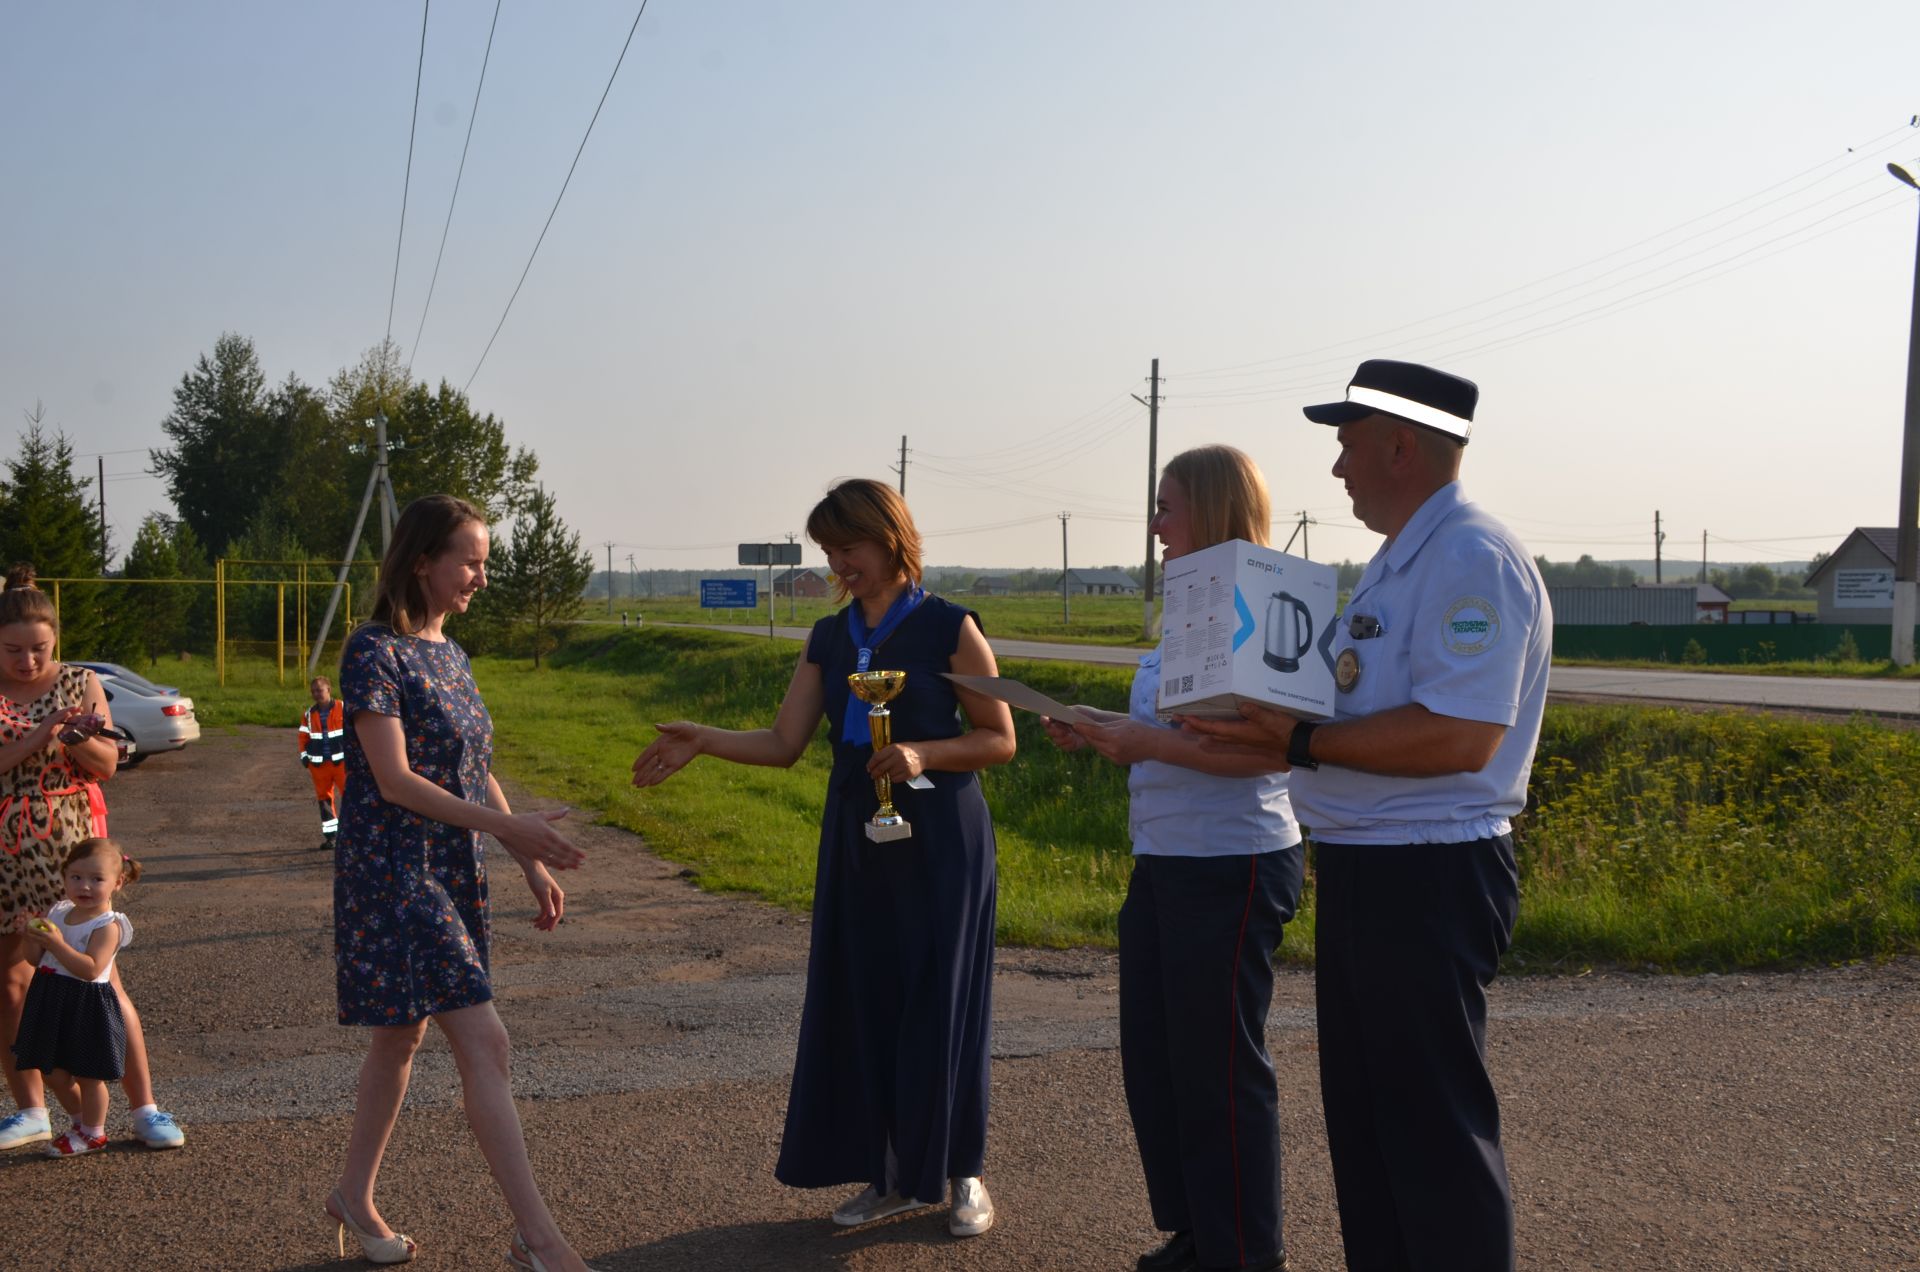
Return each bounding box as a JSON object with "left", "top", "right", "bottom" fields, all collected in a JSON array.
[
  {"left": 507, "top": 1230, "right": 604, "bottom": 1271},
  {"left": 325, "top": 1190, "right": 416, "bottom": 1265}
]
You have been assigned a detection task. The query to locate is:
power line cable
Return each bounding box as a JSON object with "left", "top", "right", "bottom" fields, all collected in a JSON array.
[
  {"left": 463, "top": 0, "right": 652, "bottom": 395},
  {"left": 386, "top": 0, "right": 432, "bottom": 347},
  {"left": 1173, "top": 168, "right": 1909, "bottom": 405},
  {"left": 1178, "top": 119, "right": 1919, "bottom": 384},
  {"left": 409, "top": 0, "right": 503, "bottom": 366},
  {"left": 1174, "top": 186, "right": 1906, "bottom": 410}
]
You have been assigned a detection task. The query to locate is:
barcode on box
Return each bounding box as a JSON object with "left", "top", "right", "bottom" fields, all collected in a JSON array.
[{"left": 1180, "top": 674, "right": 1194, "bottom": 693}]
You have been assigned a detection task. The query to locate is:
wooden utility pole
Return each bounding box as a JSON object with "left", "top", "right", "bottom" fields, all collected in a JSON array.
[
  {"left": 1654, "top": 510, "right": 1664, "bottom": 583},
  {"left": 1132, "top": 359, "right": 1161, "bottom": 641},
  {"left": 1059, "top": 512, "right": 1071, "bottom": 625},
  {"left": 1700, "top": 531, "right": 1707, "bottom": 585},
  {"left": 97, "top": 456, "right": 107, "bottom": 571},
  {"left": 606, "top": 541, "right": 615, "bottom": 615},
  {"left": 1284, "top": 510, "right": 1314, "bottom": 558},
  {"left": 895, "top": 435, "right": 909, "bottom": 495}
]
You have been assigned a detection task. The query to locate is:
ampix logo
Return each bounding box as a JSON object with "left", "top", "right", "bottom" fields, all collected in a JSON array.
[{"left": 1442, "top": 596, "right": 1500, "bottom": 655}]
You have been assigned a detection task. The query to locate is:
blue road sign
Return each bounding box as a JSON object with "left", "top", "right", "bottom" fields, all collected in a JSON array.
[{"left": 700, "top": 579, "right": 758, "bottom": 608}]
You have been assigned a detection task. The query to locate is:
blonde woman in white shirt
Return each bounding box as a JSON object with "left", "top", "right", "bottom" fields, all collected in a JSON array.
[{"left": 1043, "top": 445, "right": 1301, "bottom": 1272}]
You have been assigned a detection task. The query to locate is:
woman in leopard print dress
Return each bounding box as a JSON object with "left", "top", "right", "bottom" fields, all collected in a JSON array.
[{"left": 0, "top": 566, "right": 184, "bottom": 1152}]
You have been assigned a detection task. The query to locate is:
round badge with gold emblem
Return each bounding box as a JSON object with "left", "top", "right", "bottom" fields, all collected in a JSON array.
[{"left": 1335, "top": 647, "right": 1361, "bottom": 693}]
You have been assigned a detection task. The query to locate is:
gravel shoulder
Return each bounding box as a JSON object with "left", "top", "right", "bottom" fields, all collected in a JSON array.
[{"left": 3, "top": 727, "right": 1915, "bottom": 1270}]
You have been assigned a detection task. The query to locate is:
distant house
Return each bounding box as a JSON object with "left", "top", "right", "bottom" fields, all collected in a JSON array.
[
  {"left": 772, "top": 567, "right": 830, "bottom": 599},
  {"left": 1804, "top": 528, "right": 1895, "bottom": 624},
  {"left": 1549, "top": 585, "right": 1701, "bottom": 626},
  {"left": 1635, "top": 581, "right": 1733, "bottom": 623},
  {"left": 972, "top": 575, "right": 1015, "bottom": 596},
  {"left": 1057, "top": 568, "right": 1140, "bottom": 596}
]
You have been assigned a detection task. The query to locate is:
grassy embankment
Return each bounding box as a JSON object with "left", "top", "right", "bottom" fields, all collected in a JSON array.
[
  {"left": 157, "top": 631, "right": 1920, "bottom": 970},
  {"left": 586, "top": 593, "right": 1156, "bottom": 648}
]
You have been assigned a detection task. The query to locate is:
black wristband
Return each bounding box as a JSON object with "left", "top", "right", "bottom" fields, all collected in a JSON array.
[{"left": 1287, "top": 720, "right": 1320, "bottom": 770}]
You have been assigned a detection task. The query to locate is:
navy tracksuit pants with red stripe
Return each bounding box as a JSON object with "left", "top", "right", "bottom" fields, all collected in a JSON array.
[{"left": 1119, "top": 846, "right": 1304, "bottom": 1271}]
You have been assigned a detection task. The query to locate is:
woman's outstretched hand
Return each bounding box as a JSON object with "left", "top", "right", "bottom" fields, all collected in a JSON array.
[
  {"left": 496, "top": 807, "right": 583, "bottom": 871},
  {"left": 522, "top": 862, "right": 566, "bottom": 930},
  {"left": 632, "top": 722, "right": 703, "bottom": 788}
]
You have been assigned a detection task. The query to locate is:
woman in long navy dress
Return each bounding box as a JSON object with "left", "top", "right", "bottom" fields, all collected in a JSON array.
[
  {"left": 329, "top": 495, "right": 597, "bottom": 1272},
  {"left": 633, "top": 478, "right": 1015, "bottom": 1238}
]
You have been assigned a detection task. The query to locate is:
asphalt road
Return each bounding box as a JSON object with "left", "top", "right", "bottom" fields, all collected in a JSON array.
[
  {"left": 4, "top": 729, "right": 1916, "bottom": 1270},
  {"left": 660, "top": 623, "right": 1911, "bottom": 716}
]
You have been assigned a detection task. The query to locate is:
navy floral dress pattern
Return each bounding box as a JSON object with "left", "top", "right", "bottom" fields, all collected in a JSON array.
[{"left": 334, "top": 624, "right": 495, "bottom": 1027}]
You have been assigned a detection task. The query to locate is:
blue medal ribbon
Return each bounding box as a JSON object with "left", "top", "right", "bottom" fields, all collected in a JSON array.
[{"left": 840, "top": 584, "right": 926, "bottom": 746}]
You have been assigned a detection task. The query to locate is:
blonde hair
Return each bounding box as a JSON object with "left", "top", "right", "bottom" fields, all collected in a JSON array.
[
  {"left": 60, "top": 838, "right": 142, "bottom": 889},
  {"left": 370, "top": 496, "right": 486, "bottom": 636},
  {"left": 1162, "top": 446, "right": 1272, "bottom": 550},
  {"left": 0, "top": 562, "right": 56, "bottom": 633},
  {"left": 805, "top": 479, "right": 924, "bottom": 601}
]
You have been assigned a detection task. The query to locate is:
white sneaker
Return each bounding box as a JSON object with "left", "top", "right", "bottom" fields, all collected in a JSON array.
[
  {"left": 948, "top": 1176, "right": 994, "bottom": 1237},
  {"left": 0, "top": 1109, "right": 52, "bottom": 1150},
  {"left": 831, "top": 1185, "right": 929, "bottom": 1227}
]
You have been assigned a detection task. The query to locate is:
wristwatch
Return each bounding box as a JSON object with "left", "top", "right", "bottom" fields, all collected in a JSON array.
[{"left": 1286, "top": 720, "right": 1320, "bottom": 770}]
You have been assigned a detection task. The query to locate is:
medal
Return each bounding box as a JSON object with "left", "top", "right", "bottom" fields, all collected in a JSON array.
[{"left": 1335, "top": 648, "right": 1361, "bottom": 693}]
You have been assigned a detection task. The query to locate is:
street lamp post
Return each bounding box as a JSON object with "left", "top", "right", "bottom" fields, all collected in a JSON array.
[{"left": 1889, "top": 162, "right": 1920, "bottom": 665}]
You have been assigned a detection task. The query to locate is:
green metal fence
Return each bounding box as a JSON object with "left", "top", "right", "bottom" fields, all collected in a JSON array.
[{"left": 1553, "top": 624, "right": 1900, "bottom": 664}]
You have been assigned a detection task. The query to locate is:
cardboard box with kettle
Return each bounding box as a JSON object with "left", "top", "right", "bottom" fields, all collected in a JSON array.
[{"left": 1154, "top": 539, "right": 1338, "bottom": 721}]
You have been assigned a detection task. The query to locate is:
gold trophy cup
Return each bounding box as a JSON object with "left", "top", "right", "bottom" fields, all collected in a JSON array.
[{"left": 847, "top": 670, "right": 912, "bottom": 842}]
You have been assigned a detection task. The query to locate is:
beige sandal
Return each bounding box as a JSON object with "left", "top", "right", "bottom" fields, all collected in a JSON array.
[
  {"left": 507, "top": 1230, "right": 604, "bottom": 1271},
  {"left": 325, "top": 1189, "right": 416, "bottom": 1265}
]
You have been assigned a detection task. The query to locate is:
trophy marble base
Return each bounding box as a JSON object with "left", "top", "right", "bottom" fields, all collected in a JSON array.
[{"left": 865, "top": 819, "right": 913, "bottom": 843}]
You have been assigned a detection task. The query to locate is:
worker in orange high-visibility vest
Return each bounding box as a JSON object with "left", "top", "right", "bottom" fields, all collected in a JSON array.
[{"left": 298, "top": 675, "right": 347, "bottom": 850}]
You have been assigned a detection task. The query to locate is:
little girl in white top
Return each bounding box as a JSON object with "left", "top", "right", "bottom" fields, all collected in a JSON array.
[{"left": 12, "top": 837, "right": 139, "bottom": 1157}]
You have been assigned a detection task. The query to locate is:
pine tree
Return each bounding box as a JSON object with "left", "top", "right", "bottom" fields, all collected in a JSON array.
[
  {"left": 483, "top": 486, "right": 592, "bottom": 668},
  {"left": 113, "top": 515, "right": 191, "bottom": 663},
  {"left": 151, "top": 332, "right": 274, "bottom": 555},
  {"left": 0, "top": 406, "right": 108, "bottom": 654}
]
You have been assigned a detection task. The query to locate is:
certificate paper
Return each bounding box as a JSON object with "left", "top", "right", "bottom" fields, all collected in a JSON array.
[{"left": 941, "top": 673, "right": 1094, "bottom": 724}]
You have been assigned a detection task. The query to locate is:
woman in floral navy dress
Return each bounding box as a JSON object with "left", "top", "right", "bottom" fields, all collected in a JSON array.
[{"left": 328, "top": 495, "right": 597, "bottom": 1272}]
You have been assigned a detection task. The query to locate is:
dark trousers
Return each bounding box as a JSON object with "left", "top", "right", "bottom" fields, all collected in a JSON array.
[
  {"left": 1314, "top": 836, "right": 1519, "bottom": 1272},
  {"left": 1119, "top": 847, "right": 1304, "bottom": 1271}
]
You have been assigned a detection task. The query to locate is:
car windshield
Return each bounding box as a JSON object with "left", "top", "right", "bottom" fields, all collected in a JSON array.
[{"left": 83, "top": 663, "right": 173, "bottom": 695}]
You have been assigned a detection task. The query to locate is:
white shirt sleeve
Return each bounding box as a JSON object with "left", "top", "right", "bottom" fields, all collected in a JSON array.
[{"left": 1409, "top": 534, "right": 1538, "bottom": 727}]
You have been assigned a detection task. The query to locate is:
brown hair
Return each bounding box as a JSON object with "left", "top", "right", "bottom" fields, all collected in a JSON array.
[
  {"left": 370, "top": 496, "right": 487, "bottom": 636},
  {"left": 60, "top": 837, "right": 142, "bottom": 889},
  {"left": 805, "top": 479, "right": 924, "bottom": 601},
  {"left": 1162, "top": 446, "right": 1273, "bottom": 550},
  {"left": 0, "top": 561, "right": 57, "bottom": 633}
]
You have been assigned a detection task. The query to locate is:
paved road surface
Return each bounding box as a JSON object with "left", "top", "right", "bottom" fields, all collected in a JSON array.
[{"left": 5, "top": 730, "right": 1915, "bottom": 1270}]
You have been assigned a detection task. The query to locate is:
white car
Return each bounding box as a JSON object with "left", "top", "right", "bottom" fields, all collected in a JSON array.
[
  {"left": 98, "top": 678, "right": 199, "bottom": 766},
  {"left": 74, "top": 662, "right": 180, "bottom": 698}
]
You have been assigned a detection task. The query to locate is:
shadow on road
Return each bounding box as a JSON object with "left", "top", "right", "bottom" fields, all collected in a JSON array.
[{"left": 606, "top": 1213, "right": 972, "bottom": 1269}]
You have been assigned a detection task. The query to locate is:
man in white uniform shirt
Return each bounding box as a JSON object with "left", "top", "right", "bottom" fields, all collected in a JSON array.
[{"left": 1186, "top": 359, "right": 1550, "bottom": 1271}]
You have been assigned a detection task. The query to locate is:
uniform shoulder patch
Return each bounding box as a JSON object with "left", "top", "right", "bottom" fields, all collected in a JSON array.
[{"left": 1442, "top": 596, "right": 1500, "bottom": 655}]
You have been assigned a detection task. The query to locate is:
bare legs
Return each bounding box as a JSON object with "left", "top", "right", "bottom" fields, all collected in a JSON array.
[
  {"left": 335, "top": 1019, "right": 429, "bottom": 1239},
  {"left": 110, "top": 964, "right": 155, "bottom": 1109},
  {"left": 334, "top": 1004, "right": 588, "bottom": 1271},
  {"left": 0, "top": 932, "right": 44, "bottom": 1111}
]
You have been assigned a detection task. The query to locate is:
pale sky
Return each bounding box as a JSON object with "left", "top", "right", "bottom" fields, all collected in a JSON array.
[{"left": 4, "top": 1, "right": 1918, "bottom": 576}]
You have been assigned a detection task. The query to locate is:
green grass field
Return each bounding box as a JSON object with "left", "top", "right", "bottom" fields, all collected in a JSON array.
[
  {"left": 589, "top": 592, "right": 1157, "bottom": 647},
  {"left": 148, "top": 631, "right": 1920, "bottom": 969}
]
